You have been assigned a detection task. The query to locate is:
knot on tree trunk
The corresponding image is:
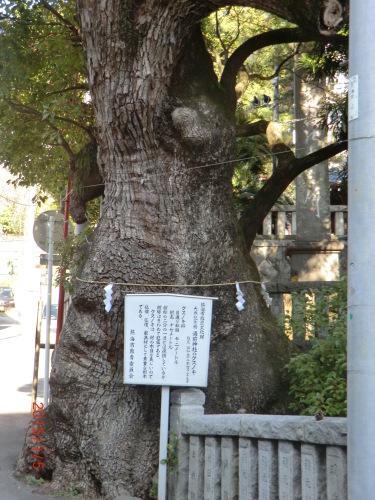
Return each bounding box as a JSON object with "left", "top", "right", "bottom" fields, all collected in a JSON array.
[
  {"left": 320, "top": 0, "right": 345, "bottom": 34},
  {"left": 266, "top": 122, "right": 284, "bottom": 148},
  {"left": 172, "top": 106, "right": 212, "bottom": 145}
]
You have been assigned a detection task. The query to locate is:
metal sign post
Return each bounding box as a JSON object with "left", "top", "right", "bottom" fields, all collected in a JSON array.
[
  {"left": 33, "top": 209, "right": 73, "bottom": 405},
  {"left": 124, "top": 293, "right": 217, "bottom": 500},
  {"left": 56, "top": 181, "right": 72, "bottom": 345},
  {"left": 43, "top": 216, "right": 54, "bottom": 407},
  {"left": 158, "top": 385, "right": 170, "bottom": 500}
]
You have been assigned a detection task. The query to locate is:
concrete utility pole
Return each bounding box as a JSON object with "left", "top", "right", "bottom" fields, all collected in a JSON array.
[{"left": 348, "top": 2, "right": 375, "bottom": 498}]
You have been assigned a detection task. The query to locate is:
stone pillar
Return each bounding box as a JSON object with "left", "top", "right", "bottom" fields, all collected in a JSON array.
[
  {"left": 287, "top": 66, "right": 343, "bottom": 281},
  {"left": 278, "top": 441, "right": 301, "bottom": 500},
  {"left": 168, "top": 389, "right": 205, "bottom": 500},
  {"left": 327, "top": 446, "right": 347, "bottom": 499},
  {"left": 258, "top": 440, "right": 278, "bottom": 499},
  {"left": 301, "top": 444, "right": 326, "bottom": 499}
]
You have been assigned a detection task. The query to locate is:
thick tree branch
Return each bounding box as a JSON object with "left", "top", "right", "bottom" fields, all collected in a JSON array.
[
  {"left": 220, "top": 27, "right": 347, "bottom": 111},
  {"left": 240, "top": 139, "right": 347, "bottom": 249},
  {"left": 236, "top": 119, "right": 269, "bottom": 137},
  {"left": 206, "top": 0, "right": 348, "bottom": 35},
  {"left": 206, "top": 1, "right": 295, "bottom": 24}
]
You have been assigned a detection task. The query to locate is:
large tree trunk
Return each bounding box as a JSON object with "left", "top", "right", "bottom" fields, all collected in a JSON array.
[{"left": 16, "top": 3, "right": 294, "bottom": 499}]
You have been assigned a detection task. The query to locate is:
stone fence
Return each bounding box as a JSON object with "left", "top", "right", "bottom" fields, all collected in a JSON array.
[
  {"left": 265, "top": 281, "right": 341, "bottom": 347},
  {"left": 251, "top": 206, "right": 347, "bottom": 284},
  {"left": 260, "top": 205, "right": 347, "bottom": 237},
  {"left": 168, "top": 389, "right": 347, "bottom": 500}
]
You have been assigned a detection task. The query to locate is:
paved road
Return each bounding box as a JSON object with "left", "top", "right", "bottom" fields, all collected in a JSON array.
[
  {"left": 0, "top": 304, "right": 74, "bottom": 499},
  {"left": 0, "top": 304, "right": 140, "bottom": 500}
]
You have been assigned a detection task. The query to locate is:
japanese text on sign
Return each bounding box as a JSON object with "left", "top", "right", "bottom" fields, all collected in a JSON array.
[{"left": 124, "top": 294, "right": 216, "bottom": 387}]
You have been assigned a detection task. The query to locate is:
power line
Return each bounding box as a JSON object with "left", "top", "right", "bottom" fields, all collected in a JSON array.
[
  {"left": 129, "top": 140, "right": 348, "bottom": 181},
  {"left": 59, "top": 138, "right": 348, "bottom": 203},
  {"left": 75, "top": 139, "right": 348, "bottom": 192}
]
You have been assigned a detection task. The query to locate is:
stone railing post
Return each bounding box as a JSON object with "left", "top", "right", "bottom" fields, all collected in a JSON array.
[
  {"left": 167, "top": 388, "right": 205, "bottom": 500},
  {"left": 335, "top": 210, "right": 345, "bottom": 236},
  {"left": 263, "top": 213, "right": 272, "bottom": 235},
  {"left": 269, "top": 292, "right": 284, "bottom": 317},
  {"left": 291, "top": 211, "right": 297, "bottom": 235},
  {"left": 277, "top": 210, "right": 286, "bottom": 235}
]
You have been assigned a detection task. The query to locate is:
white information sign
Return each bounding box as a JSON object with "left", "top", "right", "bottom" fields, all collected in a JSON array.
[
  {"left": 348, "top": 75, "right": 359, "bottom": 121},
  {"left": 124, "top": 293, "right": 216, "bottom": 387}
]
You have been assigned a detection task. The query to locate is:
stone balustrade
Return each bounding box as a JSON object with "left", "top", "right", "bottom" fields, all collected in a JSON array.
[
  {"left": 330, "top": 205, "right": 347, "bottom": 237},
  {"left": 168, "top": 389, "right": 347, "bottom": 500},
  {"left": 259, "top": 281, "right": 343, "bottom": 347},
  {"left": 260, "top": 205, "right": 347, "bottom": 237}
]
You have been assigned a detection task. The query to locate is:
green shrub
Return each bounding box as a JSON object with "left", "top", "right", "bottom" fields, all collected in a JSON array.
[
  {"left": 0, "top": 205, "right": 25, "bottom": 235},
  {"left": 284, "top": 278, "right": 347, "bottom": 417}
]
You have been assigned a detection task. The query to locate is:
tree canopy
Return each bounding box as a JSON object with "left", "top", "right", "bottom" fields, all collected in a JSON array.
[{"left": 0, "top": 0, "right": 101, "bottom": 218}]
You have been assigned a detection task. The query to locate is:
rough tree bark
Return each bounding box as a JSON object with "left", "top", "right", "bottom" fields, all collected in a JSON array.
[{"left": 16, "top": 1, "right": 348, "bottom": 498}]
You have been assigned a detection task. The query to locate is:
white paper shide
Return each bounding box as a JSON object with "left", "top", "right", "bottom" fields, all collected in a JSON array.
[{"left": 124, "top": 294, "right": 216, "bottom": 387}]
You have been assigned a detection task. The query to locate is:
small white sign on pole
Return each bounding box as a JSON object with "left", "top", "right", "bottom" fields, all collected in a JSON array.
[
  {"left": 348, "top": 74, "right": 359, "bottom": 121},
  {"left": 124, "top": 293, "right": 216, "bottom": 387},
  {"left": 124, "top": 293, "right": 217, "bottom": 500}
]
